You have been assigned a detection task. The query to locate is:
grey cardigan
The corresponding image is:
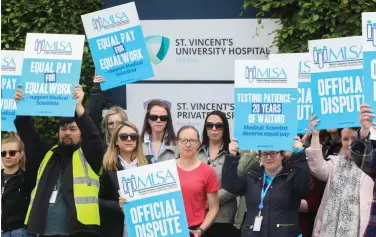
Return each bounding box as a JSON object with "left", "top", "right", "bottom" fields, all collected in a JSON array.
[{"left": 197, "top": 147, "right": 238, "bottom": 224}]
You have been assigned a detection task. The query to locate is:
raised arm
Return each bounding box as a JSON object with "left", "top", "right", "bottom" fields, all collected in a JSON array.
[
  {"left": 86, "top": 73, "right": 106, "bottom": 134},
  {"left": 222, "top": 139, "right": 246, "bottom": 196},
  {"left": 74, "top": 85, "right": 104, "bottom": 174},
  {"left": 14, "top": 85, "right": 53, "bottom": 193},
  {"left": 305, "top": 114, "right": 334, "bottom": 182}
]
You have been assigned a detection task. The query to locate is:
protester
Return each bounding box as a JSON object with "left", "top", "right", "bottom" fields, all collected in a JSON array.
[
  {"left": 176, "top": 126, "right": 219, "bottom": 237},
  {"left": 14, "top": 84, "right": 104, "bottom": 237},
  {"left": 197, "top": 111, "right": 239, "bottom": 237},
  {"left": 306, "top": 114, "right": 374, "bottom": 237},
  {"left": 99, "top": 121, "right": 150, "bottom": 237},
  {"left": 349, "top": 104, "right": 376, "bottom": 237},
  {"left": 141, "top": 100, "right": 178, "bottom": 163},
  {"left": 222, "top": 138, "right": 312, "bottom": 237},
  {"left": 1, "top": 136, "right": 29, "bottom": 237},
  {"left": 87, "top": 73, "right": 128, "bottom": 149}
]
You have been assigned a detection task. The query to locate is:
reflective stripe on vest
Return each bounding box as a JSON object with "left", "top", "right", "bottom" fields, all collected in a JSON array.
[{"left": 25, "top": 147, "right": 100, "bottom": 226}]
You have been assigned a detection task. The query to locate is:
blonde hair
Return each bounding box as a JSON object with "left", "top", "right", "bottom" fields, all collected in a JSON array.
[
  {"left": 103, "top": 121, "right": 148, "bottom": 171},
  {"left": 102, "top": 106, "right": 128, "bottom": 145},
  {"left": 2, "top": 134, "right": 26, "bottom": 170}
]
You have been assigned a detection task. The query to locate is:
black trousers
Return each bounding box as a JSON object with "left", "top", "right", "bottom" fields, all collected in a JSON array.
[{"left": 206, "top": 223, "right": 240, "bottom": 237}]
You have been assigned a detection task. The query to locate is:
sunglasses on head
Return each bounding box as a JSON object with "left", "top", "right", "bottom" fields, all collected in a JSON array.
[
  {"left": 205, "top": 122, "right": 224, "bottom": 130},
  {"left": 118, "top": 133, "right": 138, "bottom": 142},
  {"left": 149, "top": 114, "right": 168, "bottom": 122},
  {"left": 1, "top": 150, "right": 19, "bottom": 157}
]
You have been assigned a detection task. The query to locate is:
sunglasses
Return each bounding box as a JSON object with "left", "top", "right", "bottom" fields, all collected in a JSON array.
[
  {"left": 205, "top": 122, "right": 224, "bottom": 130},
  {"left": 149, "top": 114, "right": 168, "bottom": 122},
  {"left": 118, "top": 133, "right": 138, "bottom": 142},
  {"left": 1, "top": 150, "right": 20, "bottom": 157}
]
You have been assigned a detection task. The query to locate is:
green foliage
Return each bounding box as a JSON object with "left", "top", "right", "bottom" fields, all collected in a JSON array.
[
  {"left": 1, "top": 0, "right": 102, "bottom": 142},
  {"left": 244, "top": 0, "right": 376, "bottom": 53}
]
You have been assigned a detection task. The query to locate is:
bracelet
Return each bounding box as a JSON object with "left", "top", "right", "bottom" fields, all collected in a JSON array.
[{"left": 198, "top": 227, "right": 205, "bottom": 236}]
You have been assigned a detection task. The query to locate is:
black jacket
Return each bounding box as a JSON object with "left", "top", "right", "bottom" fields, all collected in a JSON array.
[
  {"left": 99, "top": 159, "right": 152, "bottom": 237},
  {"left": 222, "top": 151, "right": 312, "bottom": 237},
  {"left": 14, "top": 112, "right": 104, "bottom": 237},
  {"left": 1, "top": 168, "right": 33, "bottom": 232}
]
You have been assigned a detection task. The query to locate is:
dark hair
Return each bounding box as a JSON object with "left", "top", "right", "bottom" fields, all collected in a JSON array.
[
  {"left": 338, "top": 127, "right": 360, "bottom": 138},
  {"left": 59, "top": 117, "right": 76, "bottom": 127},
  {"left": 141, "top": 100, "right": 176, "bottom": 145},
  {"left": 177, "top": 125, "right": 200, "bottom": 141},
  {"left": 201, "top": 110, "right": 230, "bottom": 152}
]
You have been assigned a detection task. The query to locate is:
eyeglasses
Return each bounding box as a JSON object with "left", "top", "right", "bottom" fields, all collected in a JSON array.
[
  {"left": 260, "top": 151, "right": 280, "bottom": 159},
  {"left": 205, "top": 122, "right": 224, "bottom": 131},
  {"left": 178, "top": 139, "right": 200, "bottom": 146},
  {"left": 149, "top": 114, "right": 168, "bottom": 122},
  {"left": 1, "top": 150, "right": 20, "bottom": 157},
  {"left": 118, "top": 133, "right": 138, "bottom": 142}
]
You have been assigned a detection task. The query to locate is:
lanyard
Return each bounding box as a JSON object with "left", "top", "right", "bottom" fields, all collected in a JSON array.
[
  {"left": 258, "top": 172, "right": 273, "bottom": 215},
  {"left": 148, "top": 140, "right": 164, "bottom": 163}
]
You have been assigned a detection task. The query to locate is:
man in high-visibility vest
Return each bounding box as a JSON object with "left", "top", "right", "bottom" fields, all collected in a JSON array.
[{"left": 14, "top": 84, "right": 104, "bottom": 237}]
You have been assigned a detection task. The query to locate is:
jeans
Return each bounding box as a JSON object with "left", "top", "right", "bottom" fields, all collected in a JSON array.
[{"left": 2, "top": 228, "right": 27, "bottom": 237}]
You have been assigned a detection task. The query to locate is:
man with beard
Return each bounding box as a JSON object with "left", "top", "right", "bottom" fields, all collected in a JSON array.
[{"left": 14, "top": 84, "right": 103, "bottom": 237}]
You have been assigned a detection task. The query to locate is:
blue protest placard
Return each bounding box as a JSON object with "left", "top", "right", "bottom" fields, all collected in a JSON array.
[
  {"left": 81, "top": 2, "right": 154, "bottom": 91},
  {"left": 17, "top": 33, "right": 85, "bottom": 117},
  {"left": 363, "top": 13, "right": 376, "bottom": 115},
  {"left": 309, "top": 36, "right": 363, "bottom": 129},
  {"left": 1, "top": 50, "right": 23, "bottom": 131},
  {"left": 270, "top": 53, "right": 312, "bottom": 135},
  {"left": 234, "top": 60, "right": 298, "bottom": 151},
  {"left": 117, "top": 160, "right": 189, "bottom": 237}
]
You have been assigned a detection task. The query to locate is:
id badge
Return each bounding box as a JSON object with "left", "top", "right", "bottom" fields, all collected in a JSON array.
[
  {"left": 49, "top": 190, "right": 58, "bottom": 203},
  {"left": 253, "top": 216, "right": 263, "bottom": 231}
]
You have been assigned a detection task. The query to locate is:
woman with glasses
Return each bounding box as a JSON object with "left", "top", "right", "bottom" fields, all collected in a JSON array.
[
  {"left": 99, "top": 121, "right": 150, "bottom": 237},
  {"left": 141, "top": 100, "right": 178, "bottom": 163},
  {"left": 197, "top": 111, "right": 239, "bottom": 237},
  {"left": 306, "top": 115, "right": 374, "bottom": 237},
  {"left": 222, "top": 138, "right": 312, "bottom": 237},
  {"left": 1, "top": 135, "right": 29, "bottom": 237},
  {"left": 176, "top": 126, "right": 219, "bottom": 237}
]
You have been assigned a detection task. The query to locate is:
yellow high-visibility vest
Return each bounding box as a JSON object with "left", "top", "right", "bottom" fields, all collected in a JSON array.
[{"left": 25, "top": 146, "right": 100, "bottom": 225}]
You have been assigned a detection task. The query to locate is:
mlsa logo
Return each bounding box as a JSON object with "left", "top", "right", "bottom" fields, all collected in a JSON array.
[
  {"left": 1, "top": 57, "right": 16, "bottom": 71},
  {"left": 92, "top": 12, "right": 129, "bottom": 32},
  {"left": 312, "top": 45, "right": 363, "bottom": 69},
  {"left": 244, "top": 66, "right": 287, "bottom": 83},
  {"left": 366, "top": 20, "right": 376, "bottom": 47},
  {"left": 145, "top": 35, "right": 170, "bottom": 65},
  {"left": 34, "top": 39, "right": 73, "bottom": 55},
  {"left": 121, "top": 170, "right": 176, "bottom": 198}
]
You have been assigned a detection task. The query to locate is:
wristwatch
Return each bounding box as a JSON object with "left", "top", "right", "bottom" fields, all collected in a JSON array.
[{"left": 198, "top": 227, "right": 205, "bottom": 236}]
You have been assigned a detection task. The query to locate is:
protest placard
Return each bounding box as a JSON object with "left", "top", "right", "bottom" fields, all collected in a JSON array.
[
  {"left": 362, "top": 12, "right": 376, "bottom": 114},
  {"left": 117, "top": 160, "right": 189, "bottom": 237},
  {"left": 81, "top": 2, "right": 154, "bottom": 91},
  {"left": 234, "top": 60, "right": 298, "bottom": 151},
  {"left": 270, "top": 53, "right": 312, "bottom": 134},
  {"left": 309, "top": 36, "right": 363, "bottom": 129},
  {"left": 17, "top": 33, "right": 85, "bottom": 117},
  {"left": 1, "top": 50, "right": 23, "bottom": 131}
]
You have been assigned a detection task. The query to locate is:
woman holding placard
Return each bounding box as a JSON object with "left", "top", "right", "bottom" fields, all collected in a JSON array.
[
  {"left": 87, "top": 73, "right": 128, "bottom": 151},
  {"left": 99, "top": 121, "right": 150, "bottom": 237},
  {"left": 176, "top": 125, "right": 219, "bottom": 237},
  {"left": 141, "top": 100, "right": 178, "bottom": 163},
  {"left": 305, "top": 115, "right": 374, "bottom": 237},
  {"left": 222, "top": 138, "right": 312, "bottom": 237},
  {"left": 197, "top": 111, "right": 239, "bottom": 237}
]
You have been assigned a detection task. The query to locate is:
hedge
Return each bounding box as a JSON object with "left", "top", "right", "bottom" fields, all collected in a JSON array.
[
  {"left": 244, "top": 0, "right": 376, "bottom": 53},
  {"left": 1, "top": 0, "right": 102, "bottom": 142}
]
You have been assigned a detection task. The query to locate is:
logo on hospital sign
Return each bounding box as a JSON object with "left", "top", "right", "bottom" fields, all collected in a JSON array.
[{"left": 144, "top": 35, "right": 170, "bottom": 65}]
